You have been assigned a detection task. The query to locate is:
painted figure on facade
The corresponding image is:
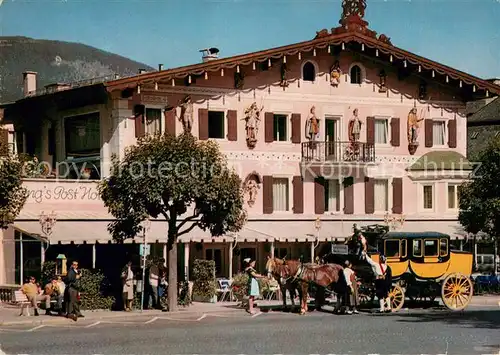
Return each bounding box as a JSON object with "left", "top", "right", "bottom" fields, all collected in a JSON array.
[
  {"left": 379, "top": 70, "right": 387, "bottom": 93},
  {"left": 348, "top": 108, "right": 362, "bottom": 142},
  {"left": 178, "top": 95, "right": 193, "bottom": 134},
  {"left": 407, "top": 107, "right": 425, "bottom": 155},
  {"left": 330, "top": 61, "right": 342, "bottom": 87},
  {"left": 244, "top": 102, "right": 263, "bottom": 149},
  {"left": 245, "top": 179, "right": 259, "bottom": 207},
  {"left": 280, "top": 63, "right": 289, "bottom": 88},
  {"left": 234, "top": 72, "right": 244, "bottom": 90},
  {"left": 305, "top": 106, "right": 320, "bottom": 141}
]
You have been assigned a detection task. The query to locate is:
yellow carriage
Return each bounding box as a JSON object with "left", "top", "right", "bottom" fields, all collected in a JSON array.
[{"left": 370, "top": 232, "right": 474, "bottom": 311}]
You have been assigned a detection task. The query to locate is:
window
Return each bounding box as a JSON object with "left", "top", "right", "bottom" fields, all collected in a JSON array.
[
  {"left": 413, "top": 239, "right": 422, "bottom": 257},
  {"left": 470, "top": 131, "right": 479, "bottom": 139},
  {"left": 65, "top": 112, "right": 100, "bottom": 156},
  {"left": 276, "top": 247, "right": 289, "bottom": 259},
  {"left": 440, "top": 238, "right": 448, "bottom": 257},
  {"left": 205, "top": 248, "right": 222, "bottom": 277},
  {"left": 385, "top": 240, "right": 400, "bottom": 258},
  {"left": 401, "top": 240, "right": 407, "bottom": 258},
  {"left": 350, "top": 65, "right": 362, "bottom": 84},
  {"left": 424, "top": 239, "right": 438, "bottom": 257},
  {"left": 272, "top": 178, "right": 289, "bottom": 212},
  {"left": 302, "top": 62, "right": 316, "bottom": 82},
  {"left": 448, "top": 184, "right": 459, "bottom": 209},
  {"left": 374, "top": 179, "right": 389, "bottom": 212},
  {"left": 208, "top": 111, "right": 225, "bottom": 139},
  {"left": 273, "top": 114, "right": 288, "bottom": 141},
  {"left": 433, "top": 121, "right": 446, "bottom": 146},
  {"left": 325, "top": 179, "right": 341, "bottom": 212},
  {"left": 423, "top": 185, "right": 433, "bottom": 210},
  {"left": 374, "top": 118, "right": 389, "bottom": 144},
  {"left": 145, "top": 108, "right": 162, "bottom": 135}
]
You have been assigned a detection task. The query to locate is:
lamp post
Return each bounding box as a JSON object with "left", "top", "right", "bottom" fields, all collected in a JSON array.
[
  {"left": 384, "top": 213, "right": 405, "bottom": 231},
  {"left": 312, "top": 217, "right": 321, "bottom": 262},
  {"left": 140, "top": 219, "right": 151, "bottom": 312},
  {"left": 39, "top": 211, "right": 57, "bottom": 271}
]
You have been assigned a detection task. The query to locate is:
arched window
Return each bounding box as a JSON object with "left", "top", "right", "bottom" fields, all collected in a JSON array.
[
  {"left": 302, "top": 62, "right": 316, "bottom": 82},
  {"left": 350, "top": 65, "right": 362, "bottom": 84}
]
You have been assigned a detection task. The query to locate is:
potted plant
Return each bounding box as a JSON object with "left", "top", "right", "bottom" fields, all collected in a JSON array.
[
  {"left": 81, "top": 168, "right": 91, "bottom": 179},
  {"left": 192, "top": 259, "right": 217, "bottom": 303},
  {"left": 231, "top": 272, "right": 249, "bottom": 305}
]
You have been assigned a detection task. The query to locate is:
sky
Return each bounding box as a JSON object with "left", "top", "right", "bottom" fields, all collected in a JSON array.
[{"left": 0, "top": 0, "right": 499, "bottom": 79}]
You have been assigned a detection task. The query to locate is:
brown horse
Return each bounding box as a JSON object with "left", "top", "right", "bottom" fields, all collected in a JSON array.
[
  {"left": 264, "top": 257, "right": 303, "bottom": 311},
  {"left": 268, "top": 258, "right": 346, "bottom": 315}
]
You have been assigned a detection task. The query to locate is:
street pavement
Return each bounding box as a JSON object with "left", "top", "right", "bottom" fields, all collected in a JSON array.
[{"left": 0, "top": 305, "right": 499, "bottom": 354}]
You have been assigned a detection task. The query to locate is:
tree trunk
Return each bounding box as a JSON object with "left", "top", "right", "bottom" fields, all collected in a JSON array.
[
  {"left": 494, "top": 238, "right": 498, "bottom": 276},
  {"left": 167, "top": 241, "right": 178, "bottom": 311}
]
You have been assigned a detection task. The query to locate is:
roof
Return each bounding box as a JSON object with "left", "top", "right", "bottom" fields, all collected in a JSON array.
[
  {"left": 100, "top": 30, "right": 500, "bottom": 98},
  {"left": 383, "top": 231, "right": 450, "bottom": 240},
  {"left": 467, "top": 124, "right": 500, "bottom": 160},
  {"left": 407, "top": 151, "right": 474, "bottom": 171},
  {"left": 468, "top": 97, "right": 500, "bottom": 124}
]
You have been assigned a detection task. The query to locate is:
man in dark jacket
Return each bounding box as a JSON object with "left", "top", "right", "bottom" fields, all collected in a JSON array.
[{"left": 65, "top": 260, "right": 83, "bottom": 321}]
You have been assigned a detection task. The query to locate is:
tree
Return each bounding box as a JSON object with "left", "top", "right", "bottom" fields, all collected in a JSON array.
[
  {"left": 0, "top": 154, "right": 28, "bottom": 228},
  {"left": 459, "top": 137, "right": 500, "bottom": 273},
  {"left": 98, "top": 133, "right": 246, "bottom": 311}
]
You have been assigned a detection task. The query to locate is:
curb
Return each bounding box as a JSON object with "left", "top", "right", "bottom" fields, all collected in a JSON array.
[{"left": 0, "top": 307, "right": 245, "bottom": 326}]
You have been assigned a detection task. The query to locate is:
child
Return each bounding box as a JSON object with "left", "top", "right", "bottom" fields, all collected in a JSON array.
[{"left": 244, "top": 258, "right": 265, "bottom": 315}]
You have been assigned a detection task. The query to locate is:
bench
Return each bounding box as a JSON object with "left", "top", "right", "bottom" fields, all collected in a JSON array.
[{"left": 13, "top": 291, "right": 57, "bottom": 316}]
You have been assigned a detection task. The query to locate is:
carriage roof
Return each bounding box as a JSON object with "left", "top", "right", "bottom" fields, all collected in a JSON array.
[{"left": 381, "top": 231, "right": 450, "bottom": 240}]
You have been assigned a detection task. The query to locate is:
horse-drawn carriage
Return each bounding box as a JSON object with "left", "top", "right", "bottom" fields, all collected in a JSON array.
[{"left": 323, "top": 225, "right": 474, "bottom": 312}]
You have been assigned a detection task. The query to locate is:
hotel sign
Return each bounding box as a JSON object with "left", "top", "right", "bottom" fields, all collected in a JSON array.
[{"left": 24, "top": 181, "right": 102, "bottom": 204}]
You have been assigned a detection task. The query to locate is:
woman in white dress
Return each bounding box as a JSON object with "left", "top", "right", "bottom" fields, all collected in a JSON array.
[{"left": 121, "top": 261, "right": 134, "bottom": 311}]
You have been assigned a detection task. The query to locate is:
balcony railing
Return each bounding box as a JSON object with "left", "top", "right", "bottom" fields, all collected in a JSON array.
[{"left": 301, "top": 141, "right": 375, "bottom": 163}]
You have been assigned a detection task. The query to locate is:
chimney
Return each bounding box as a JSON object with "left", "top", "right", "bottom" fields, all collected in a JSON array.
[
  {"left": 23, "top": 71, "right": 37, "bottom": 97},
  {"left": 138, "top": 69, "right": 147, "bottom": 74},
  {"left": 199, "top": 48, "right": 220, "bottom": 63},
  {"left": 158, "top": 64, "right": 164, "bottom": 71}
]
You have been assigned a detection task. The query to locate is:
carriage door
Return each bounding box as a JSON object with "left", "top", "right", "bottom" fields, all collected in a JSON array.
[{"left": 325, "top": 117, "right": 339, "bottom": 160}]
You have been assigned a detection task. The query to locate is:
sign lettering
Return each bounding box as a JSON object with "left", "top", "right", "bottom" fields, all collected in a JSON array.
[{"left": 26, "top": 185, "right": 101, "bottom": 204}]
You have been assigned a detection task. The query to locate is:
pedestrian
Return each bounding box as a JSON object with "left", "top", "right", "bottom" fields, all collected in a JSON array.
[
  {"left": 121, "top": 261, "right": 134, "bottom": 311},
  {"left": 20, "top": 276, "right": 51, "bottom": 316},
  {"left": 343, "top": 260, "right": 359, "bottom": 314},
  {"left": 148, "top": 259, "right": 160, "bottom": 309},
  {"left": 44, "top": 276, "right": 64, "bottom": 315},
  {"left": 65, "top": 260, "right": 83, "bottom": 321},
  {"left": 365, "top": 254, "right": 392, "bottom": 313},
  {"left": 244, "top": 257, "right": 265, "bottom": 315}
]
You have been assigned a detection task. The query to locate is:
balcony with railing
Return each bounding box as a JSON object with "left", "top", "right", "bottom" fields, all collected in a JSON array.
[{"left": 301, "top": 141, "right": 375, "bottom": 163}]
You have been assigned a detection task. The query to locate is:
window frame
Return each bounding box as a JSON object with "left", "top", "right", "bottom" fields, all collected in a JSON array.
[
  {"left": 447, "top": 183, "right": 459, "bottom": 211},
  {"left": 400, "top": 239, "right": 408, "bottom": 258},
  {"left": 373, "top": 116, "right": 391, "bottom": 146},
  {"left": 412, "top": 239, "right": 423, "bottom": 257},
  {"left": 384, "top": 239, "right": 401, "bottom": 258},
  {"left": 207, "top": 109, "right": 227, "bottom": 140},
  {"left": 373, "top": 178, "right": 390, "bottom": 213},
  {"left": 271, "top": 176, "right": 293, "bottom": 213},
  {"left": 420, "top": 183, "right": 435, "bottom": 212},
  {"left": 301, "top": 60, "right": 318, "bottom": 83},
  {"left": 432, "top": 119, "right": 447, "bottom": 147},
  {"left": 63, "top": 111, "right": 101, "bottom": 157},
  {"left": 272, "top": 113, "right": 290, "bottom": 143},
  {"left": 439, "top": 238, "right": 449, "bottom": 257},
  {"left": 348, "top": 62, "right": 365, "bottom": 85}
]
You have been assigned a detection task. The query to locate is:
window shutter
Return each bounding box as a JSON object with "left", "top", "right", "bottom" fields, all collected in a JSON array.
[
  {"left": 390, "top": 117, "right": 400, "bottom": 147},
  {"left": 227, "top": 110, "right": 238, "bottom": 141},
  {"left": 0, "top": 128, "right": 8, "bottom": 156},
  {"left": 263, "top": 175, "right": 273, "bottom": 214},
  {"left": 134, "top": 105, "right": 145, "bottom": 138},
  {"left": 392, "top": 178, "right": 403, "bottom": 214},
  {"left": 366, "top": 116, "right": 375, "bottom": 145},
  {"left": 198, "top": 108, "right": 209, "bottom": 140},
  {"left": 364, "top": 177, "right": 374, "bottom": 214},
  {"left": 448, "top": 119, "right": 457, "bottom": 148},
  {"left": 292, "top": 176, "right": 304, "bottom": 214},
  {"left": 164, "top": 108, "right": 176, "bottom": 135},
  {"left": 425, "top": 119, "right": 433, "bottom": 147},
  {"left": 264, "top": 112, "right": 274, "bottom": 143},
  {"left": 343, "top": 177, "right": 354, "bottom": 214},
  {"left": 291, "top": 113, "right": 301, "bottom": 144},
  {"left": 314, "top": 177, "right": 325, "bottom": 214}
]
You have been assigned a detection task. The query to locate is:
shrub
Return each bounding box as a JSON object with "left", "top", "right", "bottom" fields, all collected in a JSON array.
[
  {"left": 192, "top": 259, "right": 217, "bottom": 299},
  {"left": 79, "top": 269, "right": 115, "bottom": 310},
  {"left": 178, "top": 281, "right": 192, "bottom": 306},
  {"left": 41, "top": 261, "right": 57, "bottom": 285}
]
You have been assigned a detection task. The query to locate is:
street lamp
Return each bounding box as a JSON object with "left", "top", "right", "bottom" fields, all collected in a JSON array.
[
  {"left": 384, "top": 213, "right": 405, "bottom": 231},
  {"left": 39, "top": 211, "right": 57, "bottom": 270},
  {"left": 140, "top": 219, "right": 151, "bottom": 312},
  {"left": 312, "top": 217, "right": 321, "bottom": 261}
]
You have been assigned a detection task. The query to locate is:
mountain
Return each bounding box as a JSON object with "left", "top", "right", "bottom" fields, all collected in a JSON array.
[{"left": 0, "top": 36, "right": 154, "bottom": 102}]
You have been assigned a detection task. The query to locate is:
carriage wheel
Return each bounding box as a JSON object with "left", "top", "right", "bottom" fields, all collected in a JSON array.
[
  {"left": 389, "top": 284, "right": 405, "bottom": 312},
  {"left": 441, "top": 273, "right": 473, "bottom": 311}
]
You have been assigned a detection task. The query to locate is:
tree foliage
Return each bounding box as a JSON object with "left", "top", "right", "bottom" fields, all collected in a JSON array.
[
  {"left": 459, "top": 137, "right": 500, "bottom": 241},
  {"left": 98, "top": 133, "right": 246, "bottom": 309},
  {"left": 0, "top": 155, "right": 28, "bottom": 229}
]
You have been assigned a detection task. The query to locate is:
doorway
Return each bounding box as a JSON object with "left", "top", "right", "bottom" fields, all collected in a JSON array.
[{"left": 325, "top": 117, "right": 339, "bottom": 159}]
